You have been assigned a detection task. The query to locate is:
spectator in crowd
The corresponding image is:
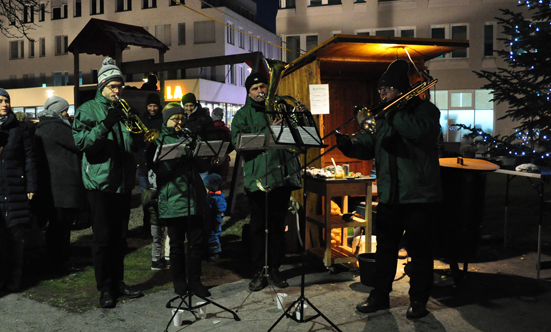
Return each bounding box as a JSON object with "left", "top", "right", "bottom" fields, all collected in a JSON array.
[
  {"left": 14, "top": 111, "right": 36, "bottom": 136},
  {"left": 141, "top": 73, "right": 159, "bottom": 91},
  {"left": 208, "top": 107, "right": 234, "bottom": 182},
  {"left": 230, "top": 72, "right": 303, "bottom": 292},
  {"left": 203, "top": 173, "right": 226, "bottom": 260},
  {"left": 0, "top": 88, "right": 37, "bottom": 292},
  {"left": 149, "top": 102, "right": 210, "bottom": 297},
  {"left": 72, "top": 57, "right": 144, "bottom": 308},
  {"left": 34, "top": 96, "right": 85, "bottom": 274}
]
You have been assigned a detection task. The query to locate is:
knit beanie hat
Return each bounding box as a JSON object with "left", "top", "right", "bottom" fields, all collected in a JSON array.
[
  {"left": 98, "top": 57, "right": 124, "bottom": 92},
  {"left": 245, "top": 72, "right": 268, "bottom": 93},
  {"left": 0, "top": 88, "right": 10, "bottom": 101},
  {"left": 180, "top": 93, "right": 197, "bottom": 106},
  {"left": 44, "top": 96, "right": 69, "bottom": 115},
  {"left": 204, "top": 173, "right": 222, "bottom": 192},
  {"left": 162, "top": 102, "right": 186, "bottom": 125},
  {"left": 212, "top": 107, "right": 224, "bottom": 121},
  {"left": 378, "top": 59, "right": 410, "bottom": 92},
  {"left": 146, "top": 93, "right": 162, "bottom": 108}
]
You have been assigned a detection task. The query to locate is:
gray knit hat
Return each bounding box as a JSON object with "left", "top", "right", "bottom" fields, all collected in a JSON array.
[
  {"left": 44, "top": 96, "right": 69, "bottom": 115},
  {"left": 98, "top": 57, "right": 124, "bottom": 91},
  {"left": 162, "top": 102, "right": 186, "bottom": 125},
  {"left": 211, "top": 107, "right": 224, "bottom": 121},
  {"left": 0, "top": 88, "right": 10, "bottom": 101}
]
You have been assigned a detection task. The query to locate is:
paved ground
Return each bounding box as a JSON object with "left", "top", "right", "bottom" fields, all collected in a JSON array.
[{"left": 1, "top": 248, "right": 550, "bottom": 332}]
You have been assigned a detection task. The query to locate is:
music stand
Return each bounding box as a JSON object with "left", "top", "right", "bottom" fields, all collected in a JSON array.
[
  {"left": 157, "top": 135, "right": 239, "bottom": 330},
  {"left": 265, "top": 109, "right": 341, "bottom": 331}
]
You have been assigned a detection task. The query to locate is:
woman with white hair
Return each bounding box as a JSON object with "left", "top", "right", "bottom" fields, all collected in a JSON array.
[{"left": 34, "top": 96, "right": 85, "bottom": 274}]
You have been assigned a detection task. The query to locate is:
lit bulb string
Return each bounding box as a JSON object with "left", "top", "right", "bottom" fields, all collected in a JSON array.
[{"left": 172, "top": 0, "right": 301, "bottom": 55}]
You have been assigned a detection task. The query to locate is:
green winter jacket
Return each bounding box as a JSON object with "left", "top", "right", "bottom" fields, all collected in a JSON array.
[
  {"left": 154, "top": 125, "right": 207, "bottom": 219},
  {"left": 230, "top": 97, "right": 302, "bottom": 193},
  {"left": 340, "top": 97, "right": 442, "bottom": 204},
  {"left": 72, "top": 89, "right": 143, "bottom": 194}
]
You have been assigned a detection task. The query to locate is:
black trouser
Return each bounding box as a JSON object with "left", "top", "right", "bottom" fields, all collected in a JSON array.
[
  {"left": 0, "top": 223, "right": 24, "bottom": 282},
  {"left": 46, "top": 207, "right": 79, "bottom": 266},
  {"left": 87, "top": 190, "right": 131, "bottom": 293},
  {"left": 246, "top": 187, "right": 292, "bottom": 271},
  {"left": 370, "top": 202, "right": 436, "bottom": 304},
  {"left": 165, "top": 215, "right": 204, "bottom": 295}
]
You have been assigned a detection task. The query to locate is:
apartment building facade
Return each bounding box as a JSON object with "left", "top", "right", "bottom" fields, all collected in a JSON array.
[
  {"left": 276, "top": 0, "right": 528, "bottom": 143},
  {"left": 1, "top": 0, "right": 281, "bottom": 122}
]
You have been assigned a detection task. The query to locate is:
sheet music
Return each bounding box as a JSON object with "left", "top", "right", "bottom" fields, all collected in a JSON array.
[
  {"left": 270, "top": 125, "right": 324, "bottom": 147},
  {"left": 156, "top": 142, "right": 187, "bottom": 161},
  {"left": 194, "top": 140, "right": 230, "bottom": 157},
  {"left": 236, "top": 133, "right": 266, "bottom": 151}
]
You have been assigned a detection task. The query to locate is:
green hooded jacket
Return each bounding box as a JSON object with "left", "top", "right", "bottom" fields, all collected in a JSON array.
[
  {"left": 153, "top": 125, "right": 207, "bottom": 219},
  {"left": 72, "top": 89, "right": 143, "bottom": 194},
  {"left": 340, "top": 97, "right": 442, "bottom": 204},
  {"left": 230, "top": 96, "right": 302, "bottom": 193}
]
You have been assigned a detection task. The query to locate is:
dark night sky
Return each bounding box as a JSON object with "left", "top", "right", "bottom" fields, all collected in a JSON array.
[{"left": 253, "top": 0, "right": 279, "bottom": 32}]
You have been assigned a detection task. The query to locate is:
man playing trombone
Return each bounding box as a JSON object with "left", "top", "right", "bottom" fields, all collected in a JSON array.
[
  {"left": 73, "top": 57, "right": 145, "bottom": 308},
  {"left": 230, "top": 72, "right": 303, "bottom": 292},
  {"left": 337, "top": 59, "right": 442, "bottom": 319}
]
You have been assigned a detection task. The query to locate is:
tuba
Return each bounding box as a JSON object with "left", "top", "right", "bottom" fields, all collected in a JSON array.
[
  {"left": 261, "top": 58, "right": 314, "bottom": 130},
  {"left": 112, "top": 95, "right": 160, "bottom": 142}
]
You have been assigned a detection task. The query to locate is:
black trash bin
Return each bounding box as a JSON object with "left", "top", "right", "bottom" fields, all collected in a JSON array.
[{"left": 357, "top": 253, "right": 376, "bottom": 286}]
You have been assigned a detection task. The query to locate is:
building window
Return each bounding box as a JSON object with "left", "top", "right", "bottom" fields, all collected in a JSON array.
[
  {"left": 484, "top": 23, "right": 495, "bottom": 57},
  {"left": 248, "top": 33, "right": 254, "bottom": 51},
  {"left": 400, "top": 28, "right": 415, "bottom": 38},
  {"left": 23, "top": 5, "right": 34, "bottom": 23},
  {"left": 281, "top": 0, "right": 296, "bottom": 8},
  {"left": 28, "top": 40, "right": 35, "bottom": 58},
  {"left": 169, "top": 0, "right": 181, "bottom": 6},
  {"left": 91, "top": 0, "right": 104, "bottom": 15},
  {"left": 74, "top": 0, "right": 82, "bottom": 17},
  {"left": 116, "top": 0, "right": 132, "bottom": 12},
  {"left": 55, "top": 35, "right": 69, "bottom": 56},
  {"left": 52, "top": 0, "right": 68, "bottom": 20},
  {"left": 178, "top": 23, "right": 186, "bottom": 45},
  {"left": 309, "top": 0, "right": 341, "bottom": 5},
  {"left": 227, "top": 23, "right": 235, "bottom": 45},
  {"left": 431, "top": 24, "right": 469, "bottom": 58},
  {"left": 238, "top": 28, "right": 245, "bottom": 49},
  {"left": 306, "top": 35, "right": 318, "bottom": 52},
  {"left": 375, "top": 29, "right": 395, "bottom": 37},
  {"left": 432, "top": 89, "right": 494, "bottom": 142},
  {"left": 54, "top": 72, "right": 63, "bottom": 86},
  {"left": 285, "top": 35, "right": 300, "bottom": 63},
  {"left": 194, "top": 21, "right": 215, "bottom": 44},
  {"left": 39, "top": 38, "right": 46, "bottom": 57},
  {"left": 143, "top": 0, "right": 157, "bottom": 9},
  {"left": 39, "top": 4, "right": 45, "bottom": 21},
  {"left": 155, "top": 24, "right": 171, "bottom": 46},
  {"left": 9, "top": 40, "right": 24, "bottom": 60},
  {"left": 228, "top": 65, "right": 236, "bottom": 85}
]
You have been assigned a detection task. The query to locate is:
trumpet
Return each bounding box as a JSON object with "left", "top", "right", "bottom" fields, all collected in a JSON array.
[{"left": 113, "top": 95, "right": 160, "bottom": 142}]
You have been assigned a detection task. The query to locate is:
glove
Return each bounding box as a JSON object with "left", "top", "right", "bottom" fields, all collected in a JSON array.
[
  {"left": 103, "top": 106, "right": 126, "bottom": 129},
  {"left": 335, "top": 132, "right": 352, "bottom": 155}
]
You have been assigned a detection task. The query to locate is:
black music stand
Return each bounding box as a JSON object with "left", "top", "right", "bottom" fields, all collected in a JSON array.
[
  {"left": 265, "top": 109, "right": 342, "bottom": 332},
  {"left": 157, "top": 135, "right": 239, "bottom": 331}
]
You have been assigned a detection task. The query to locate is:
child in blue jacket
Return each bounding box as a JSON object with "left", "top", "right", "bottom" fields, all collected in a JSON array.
[{"left": 203, "top": 173, "right": 226, "bottom": 260}]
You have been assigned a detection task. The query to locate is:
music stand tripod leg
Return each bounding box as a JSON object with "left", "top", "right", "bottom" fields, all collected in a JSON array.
[{"left": 268, "top": 147, "right": 343, "bottom": 332}]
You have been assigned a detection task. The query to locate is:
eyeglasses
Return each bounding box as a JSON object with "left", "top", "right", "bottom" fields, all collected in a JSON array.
[
  {"left": 169, "top": 116, "right": 186, "bottom": 123},
  {"left": 378, "top": 87, "right": 395, "bottom": 94},
  {"left": 106, "top": 84, "right": 125, "bottom": 92}
]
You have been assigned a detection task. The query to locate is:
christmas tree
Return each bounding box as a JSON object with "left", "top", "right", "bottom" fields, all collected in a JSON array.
[{"left": 469, "top": 0, "right": 551, "bottom": 161}]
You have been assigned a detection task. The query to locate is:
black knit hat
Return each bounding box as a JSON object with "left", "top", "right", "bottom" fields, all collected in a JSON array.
[
  {"left": 378, "top": 59, "right": 411, "bottom": 92},
  {"left": 204, "top": 173, "right": 222, "bottom": 192},
  {"left": 146, "top": 93, "right": 162, "bottom": 108},
  {"left": 181, "top": 93, "right": 197, "bottom": 106},
  {"left": 245, "top": 72, "right": 268, "bottom": 93}
]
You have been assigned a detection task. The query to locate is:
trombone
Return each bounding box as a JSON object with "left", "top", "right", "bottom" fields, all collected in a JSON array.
[{"left": 112, "top": 95, "right": 160, "bottom": 142}]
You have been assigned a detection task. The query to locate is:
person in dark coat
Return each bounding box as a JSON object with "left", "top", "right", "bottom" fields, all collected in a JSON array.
[
  {"left": 34, "top": 96, "right": 85, "bottom": 274},
  {"left": 140, "top": 73, "right": 159, "bottom": 91},
  {"left": 0, "top": 88, "right": 37, "bottom": 292},
  {"left": 208, "top": 107, "right": 234, "bottom": 182},
  {"left": 180, "top": 92, "right": 217, "bottom": 141},
  {"left": 337, "top": 60, "right": 442, "bottom": 319}
]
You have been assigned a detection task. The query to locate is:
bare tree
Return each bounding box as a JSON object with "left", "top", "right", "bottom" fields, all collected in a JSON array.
[{"left": 0, "top": 1, "right": 46, "bottom": 40}]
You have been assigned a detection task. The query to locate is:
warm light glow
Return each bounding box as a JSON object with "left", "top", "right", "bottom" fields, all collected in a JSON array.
[
  {"left": 165, "top": 85, "right": 185, "bottom": 101},
  {"left": 46, "top": 90, "right": 54, "bottom": 98}
]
